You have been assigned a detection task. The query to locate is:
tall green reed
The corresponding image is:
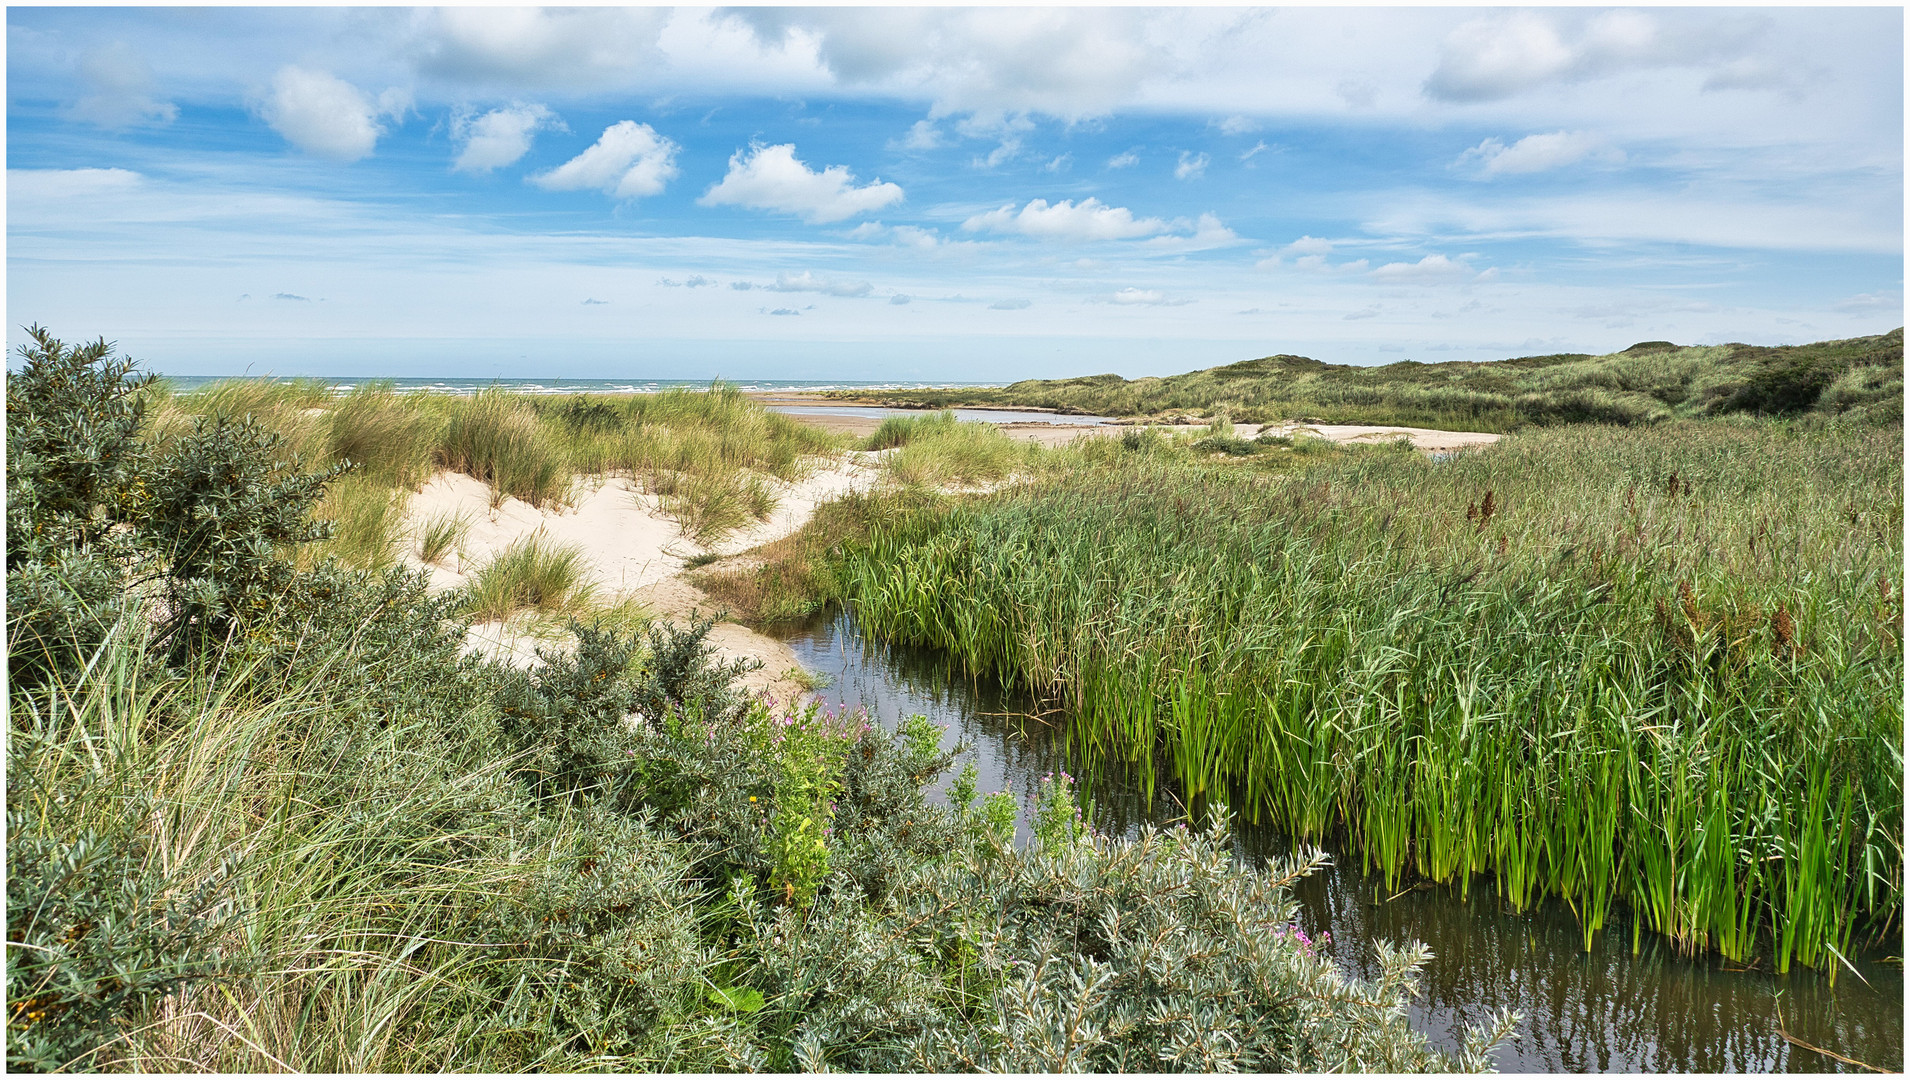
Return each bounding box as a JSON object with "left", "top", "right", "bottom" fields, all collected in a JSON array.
[{"left": 839, "top": 420, "right": 1902, "bottom": 977}]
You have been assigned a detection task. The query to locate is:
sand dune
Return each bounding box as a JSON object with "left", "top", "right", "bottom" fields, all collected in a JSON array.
[{"left": 401, "top": 455, "right": 880, "bottom": 697}]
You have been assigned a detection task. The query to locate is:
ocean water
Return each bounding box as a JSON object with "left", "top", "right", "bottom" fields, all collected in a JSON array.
[{"left": 155, "top": 375, "right": 994, "bottom": 396}]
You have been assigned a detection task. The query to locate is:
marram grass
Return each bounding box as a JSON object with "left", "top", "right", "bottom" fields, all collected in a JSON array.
[{"left": 840, "top": 419, "right": 1903, "bottom": 978}]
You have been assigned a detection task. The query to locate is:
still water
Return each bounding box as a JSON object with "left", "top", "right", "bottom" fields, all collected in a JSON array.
[
  {"left": 767, "top": 404, "right": 1114, "bottom": 426},
  {"left": 782, "top": 608, "right": 1904, "bottom": 1073}
]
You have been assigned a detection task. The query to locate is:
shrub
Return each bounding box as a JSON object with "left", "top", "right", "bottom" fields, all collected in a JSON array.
[
  {"left": 5, "top": 328, "right": 153, "bottom": 683},
  {"left": 142, "top": 413, "right": 346, "bottom": 659}
]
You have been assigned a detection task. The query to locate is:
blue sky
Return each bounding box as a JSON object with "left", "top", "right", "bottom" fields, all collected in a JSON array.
[{"left": 7, "top": 6, "right": 1903, "bottom": 381}]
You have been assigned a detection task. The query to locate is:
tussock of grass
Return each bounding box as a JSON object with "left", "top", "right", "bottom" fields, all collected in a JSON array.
[
  {"left": 328, "top": 381, "right": 439, "bottom": 488},
  {"left": 308, "top": 473, "right": 406, "bottom": 570},
  {"left": 415, "top": 509, "right": 472, "bottom": 567},
  {"left": 655, "top": 469, "right": 779, "bottom": 546},
  {"left": 464, "top": 532, "right": 595, "bottom": 621},
  {"left": 436, "top": 391, "right": 570, "bottom": 508},
  {"left": 884, "top": 415, "right": 1025, "bottom": 487}
]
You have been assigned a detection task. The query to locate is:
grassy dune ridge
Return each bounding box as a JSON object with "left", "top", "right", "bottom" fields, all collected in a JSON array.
[
  {"left": 834, "top": 329, "right": 1905, "bottom": 431},
  {"left": 831, "top": 420, "right": 1903, "bottom": 976}
]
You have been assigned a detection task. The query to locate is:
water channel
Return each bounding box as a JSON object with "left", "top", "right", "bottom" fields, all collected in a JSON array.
[
  {"left": 780, "top": 607, "right": 1904, "bottom": 1073},
  {"left": 767, "top": 404, "right": 1114, "bottom": 426}
]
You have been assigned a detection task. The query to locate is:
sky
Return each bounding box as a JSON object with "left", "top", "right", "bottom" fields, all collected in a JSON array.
[{"left": 5, "top": 5, "right": 1904, "bottom": 382}]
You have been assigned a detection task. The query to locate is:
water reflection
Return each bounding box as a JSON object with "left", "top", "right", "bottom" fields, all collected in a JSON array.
[{"left": 783, "top": 607, "right": 1904, "bottom": 1073}]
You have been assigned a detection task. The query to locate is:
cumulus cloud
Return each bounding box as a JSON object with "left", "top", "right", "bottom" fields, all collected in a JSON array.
[
  {"left": 989, "top": 298, "right": 1032, "bottom": 310},
  {"left": 259, "top": 66, "right": 402, "bottom": 162},
  {"left": 531, "top": 121, "right": 679, "bottom": 199},
  {"left": 1424, "top": 10, "right": 1758, "bottom": 102},
  {"left": 1369, "top": 254, "right": 1485, "bottom": 283},
  {"left": 962, "top": 197, "right": 1170, "bottom": 242},
  {"left": 1216, "top": 115, "right": 1258, "bottom": 135},
  {"left": 1175, "top": 151, "right": 1210, "bottom": 180},
  {"left": 771, "top": 270, "right": 874, "bottom": 298},
  {"left": 413, "top": 7, "right": 669, "bottom": 90},
  {"left": 658, "top": 275, "right": 715, "bottom": 288},
  {"left": 699, "top": 143, "right": 903, "bottom": 223},
  {"left": 68, "top": 42, "right": 176, "bottom": 128},
  {"left": 452, "top": 104, "right": 563, "bottom": 172},
  {"left": 1457, "top": 131, "right": 1622, "bottom": 176},
  {"left": 1140, "top": 213, "right": 1245, "bottom": 253},
  {"left": 1106, "top": 149, "right": 1140, "bottom": 169}
]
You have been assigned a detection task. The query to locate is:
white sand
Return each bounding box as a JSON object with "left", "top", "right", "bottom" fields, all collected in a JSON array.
[{"left": 402, "top": 455, "right": 879, "bottom": 693}]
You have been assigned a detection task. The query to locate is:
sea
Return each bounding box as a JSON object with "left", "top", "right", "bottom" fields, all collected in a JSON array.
[{"left": 155, "top": 376, "right": 995, "bottom": 396}]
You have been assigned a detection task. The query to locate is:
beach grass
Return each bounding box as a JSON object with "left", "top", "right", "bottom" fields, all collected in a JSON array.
[{"left": 463, "top": 532, "right": 596, "bottom": 621}]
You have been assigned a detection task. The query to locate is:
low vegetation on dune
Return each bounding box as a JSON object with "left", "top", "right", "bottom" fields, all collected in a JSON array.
[
  {"left": 7, "top": 328, "right": 1505, "bottom": 1072},
  {"left": 142, "top": 376, "right": 844, "bottom": 555},
  {"left": 836, "top": 328, "right": 1905, "bottom": 432}
]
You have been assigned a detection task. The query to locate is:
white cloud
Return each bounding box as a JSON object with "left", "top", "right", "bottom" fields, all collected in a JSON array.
[
  {"left": 962, "top": 197, "right": 1170, "bottom": 242},
  {"left": 1424, "top": 10, "right": 1755, "bottom": 102},
  {"left": 1175, "top": 151, "right": 1211, "bottom": 180},
  {"left": 1240, "top": 141, "right": 1270, "bottom": 163},
  {"left": 1216, "top": 115, "right": 1257, "bottom": 135},
  {"left": 699, "top": 143, "right": 902, "bottom": 223},
  {"left": 1041, "top": 154, "right": 1072, "bottom": 173},
  {"left": 990, "top": 298, "right": 1033, "bottom": 310},
  {"left": 413, "top": 7, "right": 669, "bottom": 90},
  {"left": 725, "top": 8, "right": 1238, "bottom": 119},
  {"left": 452, "top": 104, "right": 563, "bottom": 172},
  {"left": 658, "top": 275, "right": 715, "bottom": 288},
  {"left": 259, "top": 66, "right": 398, "bottom": 162},
  {"left": 1369, "top": 254, "right": 1484, "bottom": 283},
  {"left": 1107, "top": 287, "right": 1193, "bottom": 306},
  {"left": 889, "top": 294, "right": 913, "bottom": 305},
  {"left": 7, "top": 167, "right": 144, "bottom": 200},
  {"left": 531, "top": 121, "right": 679, "bottom": 199},
  {"left": 1458, "top": 131, "right": 1622, "bottom": 176},
  {"left": 770, "top": 270, "right": 874, "bottom": 298},
  {"left": 1140, "top": 213, "right": 1245, "bottom": 253},
  {"left": 1832, "top": 291, "right": 1902, "bottom": 314},
  {"left": 846, "top": 222, "right": 944, "bottom": 249},
  {"left": 899, "top": 119, "right": 944, "bottom": 150},
  {"left": 1344, "top": 306, "right": 1382, "bottom": 320},
  {"left": 68, "top": 42, "right": 176, "bottom": 128},
  {"left": 1106, "top": 149, "right": 1140, "bottom": 169}
]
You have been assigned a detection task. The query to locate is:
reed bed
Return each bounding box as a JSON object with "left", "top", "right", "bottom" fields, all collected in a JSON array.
[{"left": 840, "top": 420, "right": 1903, "bottom": 977}]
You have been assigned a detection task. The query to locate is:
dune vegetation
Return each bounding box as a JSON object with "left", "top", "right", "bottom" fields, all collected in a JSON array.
[
  {"left": 833, "top": 328, "right": 1905, "bottom": 432},
  {"left": 8, "top": 328, "right": 1509, "bottom": 1072}
]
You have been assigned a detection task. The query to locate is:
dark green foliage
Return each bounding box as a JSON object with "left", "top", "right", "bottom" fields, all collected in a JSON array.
[
  {"left": 6, "top": 328, "right": 153, "bottom": 682},
  {"left": 142, "top": 413, "right": 347, "bottom": 658},
  {"left": 630, "top": 614, "right": 758, "bottom": 727},
  {"left": 6, "top": 770, "right": 241, "bottom": 1072},
  {"left": 497, "top": 621, "right": 648, "bottom": 797}
]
